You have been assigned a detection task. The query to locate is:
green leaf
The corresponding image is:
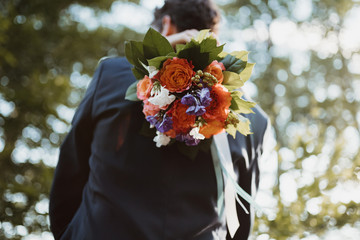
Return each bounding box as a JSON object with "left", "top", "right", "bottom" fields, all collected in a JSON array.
[
  {"left": 125, "top": 41, "right": 136, "bottom": 66},
  {"left": 177, "top": 37, "right": 223, "bottom": 70},
  {"left": 199, "top": 38, "right": 224, "bottom": 62},
  {"left": 178, "top": 45, "right": 210, "bottom": 70},
  {"left": 220, "top": 54, "right": 247, "bottom": 73},
  {"left": 176, "top": 44, "right": 185, "bottom": 53},
  {"left": 132, "top": 66, "right": 147, "bottom": 80},
  {"left": 147, "top": 52, "right": 177, "bottom": 69},
  {"left": 125, "top": 41, "right": 149, "bottom": 79},
  {"left": 222, "top": 71, "right": 244, "bottom": 90},
  {"left": 139, "top": 120, "right": 157, "bottom": 137},
  {"left": 240, "top": 63, "right": 255, "bottom": 83},
  {"left": 125, "top": 41, "right": 147, "bottom": 68},
  {"left": 132, "top": 41, "right": 148, "bottom": 65},
  {"left": 230, "top": 91, "right": 256, "bottom": 114},
  {"left": 147, "top": 56, "right": 168, "bottom": 69},
  {"left": 199, "top": 138, "right": 212, "bottom": 152},
  {"left": 177, "top": 142, "right": 200, "bottom": 160},
  {"left": 125, "top": 80, "right": 140, "bottom": 101},
  {"left": 143, "top": 28, "right": 174, "bottom": 59}
]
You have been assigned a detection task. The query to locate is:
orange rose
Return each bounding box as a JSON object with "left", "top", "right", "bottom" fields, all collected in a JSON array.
[
  {"left": 204, "top": 60, "right": 225, "bottom": 84},
  {"left": 142, "top": 100, "right": 160, "bottom": 117},
  {"left": 137, "top": 76, "right": 153, "bottom": 100},
  {"left": 199, "top": 120, "right": 225, "bottom": 138},
  {"left": 203, "top": 84, "right": 231, "bottom": 122},
  {"left": 159, "top": 58, "right": 195, "bottom": 93},
  {"left": 169, "top": 100, "right": 196, "bottom": 134}
]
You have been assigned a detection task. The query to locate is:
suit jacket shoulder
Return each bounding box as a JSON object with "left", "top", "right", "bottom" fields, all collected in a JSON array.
[{"left": 92, "top": 57, "right": 138, "bottom": 119}]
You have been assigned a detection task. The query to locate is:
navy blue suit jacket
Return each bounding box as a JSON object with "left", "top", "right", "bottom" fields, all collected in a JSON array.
[{"left": 49, "top": 57, "right": 270, "bottom": 240}]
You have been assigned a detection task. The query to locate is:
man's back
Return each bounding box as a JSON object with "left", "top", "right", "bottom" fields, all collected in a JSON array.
[{"left": 49, "top": 57, "right": 269, "bottom": 240}]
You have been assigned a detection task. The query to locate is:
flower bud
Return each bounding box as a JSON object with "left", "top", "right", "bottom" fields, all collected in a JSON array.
[{"left": 196, "top": 70, "right": 204, "bottom": 76}]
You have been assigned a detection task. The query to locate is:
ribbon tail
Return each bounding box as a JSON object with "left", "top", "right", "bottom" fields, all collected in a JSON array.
[
  {"left": 212, "top": 132, "right": 262, "bottom": 238},
  {"left": 220, "top": 162, "right": 262, "bottom": 211},
  {"left": 210, "top": 142, "right": 224, "bottom": 216},
  {"left": 224, "top": 180, "right": 240, "bottom": 238}
]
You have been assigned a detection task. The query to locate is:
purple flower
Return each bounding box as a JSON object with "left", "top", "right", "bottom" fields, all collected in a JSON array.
[
  {"left": 158, "top": 115, "right": 173, "bottom": 133},
  {"left": 181, "top": 93, "right": 197, "bottom": 106},
  {"left": 146, "top": 115, "right": 158, "bottom": 126},
  {"left": 197, "top": 88, "right": 212, "bottom": 107},
  {"left": 176, "top": 134, "right": 201, "bottom": 146},
  {"left": 180, "top": 88, "right": 212, "bottom": 116},
  {"left": 146, "top": 114, "right": 173, "bottom": 133}
]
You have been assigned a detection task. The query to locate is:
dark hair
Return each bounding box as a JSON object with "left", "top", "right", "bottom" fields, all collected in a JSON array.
[{"left": 152, "top": 0, "right": 220, "bottom": 32}]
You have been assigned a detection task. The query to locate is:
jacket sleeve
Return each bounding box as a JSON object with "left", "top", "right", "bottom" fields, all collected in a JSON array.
[{"left": 49, "top": 61, "right": 104, "bottom": 239}]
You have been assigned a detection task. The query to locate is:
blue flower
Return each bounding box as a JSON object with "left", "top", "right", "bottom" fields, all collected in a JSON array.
[{"left": 181, "top": 88, "right": 212, "bottom": 116}]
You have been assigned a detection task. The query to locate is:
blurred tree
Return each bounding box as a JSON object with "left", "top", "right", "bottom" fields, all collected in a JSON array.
[
  {"left": 0, "top": 0, "right": 142, "bottom": 239},
  {"left": 218, "top": 0, "right": 360, "bottom": 239}
]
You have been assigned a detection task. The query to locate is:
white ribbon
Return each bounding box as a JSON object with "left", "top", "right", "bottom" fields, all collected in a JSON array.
[{"left": 211, "top": 132, "right": 261, "bottom": 238}]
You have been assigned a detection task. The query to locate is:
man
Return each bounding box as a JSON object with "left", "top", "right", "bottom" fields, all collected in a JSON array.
[{"left": 49, "top": 0, "right": 270, "bottom": 239}]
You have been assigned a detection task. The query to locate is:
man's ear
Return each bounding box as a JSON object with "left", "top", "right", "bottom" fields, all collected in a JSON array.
[{"left": 161, "top": 15, "right": 177, "bottom": 36}]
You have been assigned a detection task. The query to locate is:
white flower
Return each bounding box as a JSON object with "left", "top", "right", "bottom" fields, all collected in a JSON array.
[
  {"left": 189, "top": 127, "right": 205, "bottom": 140},
  {"left": 148, "top": 86, "right": 176, "bottom": 108},
  {"left": 153, "top": 131, "right": 171, "bottom": 147},
  {"left": 147, "top": 66, "right": 159, "bottom": 78}
]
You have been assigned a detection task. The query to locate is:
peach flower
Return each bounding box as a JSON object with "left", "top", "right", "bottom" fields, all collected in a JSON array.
[
  {"left": 142, "top": 99, "right": 160, "bottom": 117},
  {"left": 137, "top": 76, "right": 153, "bottom": 100},
  {"left": 204, "top": 60, "right": 225, "bottom": 84}
]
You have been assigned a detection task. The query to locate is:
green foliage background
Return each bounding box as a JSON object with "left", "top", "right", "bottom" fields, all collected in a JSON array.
[{"left": 0, "top": 0, "right": 359, "bottom": 239}]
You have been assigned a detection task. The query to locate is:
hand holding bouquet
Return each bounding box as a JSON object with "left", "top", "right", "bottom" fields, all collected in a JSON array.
[{"left": 125, "top": 29, "right": 256, "bottom": 147}]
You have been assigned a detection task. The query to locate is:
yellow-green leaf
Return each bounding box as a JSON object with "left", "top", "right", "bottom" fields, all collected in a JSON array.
[
  {"left": 223, "top": 84, "right": 239, "bottom": 91},
  {"left": 223, "top": 71, "right": 244, "bottom": 88},
  {"left": 218, "top": 51, "right": 228, "bottom": 58},
  {"left": 230, "top": 91, "right": 256, "bottom": 114},
  {"left": 194, "top": 29, "right": 211, "bottom": 42},
  {"left": 229, "top": 51, "right": 249, "bottom": 61},
  {"left": 226, "top": 124, "right": 237, "bottom": 138},
  {"left": 240, "top": 63, "right": 255, "bottom": 82},
  {"left": 226, "top": 112, "right": 252, "bottom": 137},
  {"left": 235, "top": 114, "right": 252, "bottom": 136}
]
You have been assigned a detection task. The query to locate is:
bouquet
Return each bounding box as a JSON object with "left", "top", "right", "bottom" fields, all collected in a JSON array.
[{"left": 125, "top": 29, "right": 256, "bottom": 148}]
